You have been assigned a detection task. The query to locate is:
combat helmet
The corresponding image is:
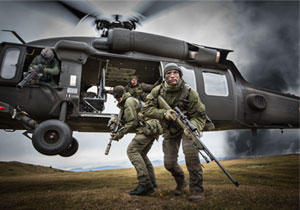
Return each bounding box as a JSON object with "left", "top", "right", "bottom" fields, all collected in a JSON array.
[
  {"left": 41, "top": 48, "right": 54, "bottom": 62},
  {"left": 113, "top": 85, "right": 125, "bottom": 99}
]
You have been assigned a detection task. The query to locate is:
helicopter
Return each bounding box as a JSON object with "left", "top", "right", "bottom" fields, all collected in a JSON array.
[{"left": 0, "top": 1, "right": 299, "bottom": 158}]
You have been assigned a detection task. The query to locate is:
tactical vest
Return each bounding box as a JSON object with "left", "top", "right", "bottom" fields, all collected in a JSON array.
[
  {"left": 159, "top": 83, "right": 191, "bottom": 114},
  {"left": 158, "top": 83, "right": 215, "bottom": 131}
]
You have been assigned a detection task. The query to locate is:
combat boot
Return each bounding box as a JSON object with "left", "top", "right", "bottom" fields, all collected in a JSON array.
[
  {"left": 187, "top": 191, "right": 205, "bottom": 202},
  {"left": 129, "top": 183, "right": 154, "bottom": 196},
  {"left": 173, "top": 179, "right": 188, "bottom": 196}
]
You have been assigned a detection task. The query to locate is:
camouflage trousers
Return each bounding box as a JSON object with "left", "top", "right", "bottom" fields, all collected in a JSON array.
[
  {"left": 163, "top": 134, "right": 204, "bottom": 192},
  {"left": 127, "top": 134, "right": 156, "bottom": 185}
]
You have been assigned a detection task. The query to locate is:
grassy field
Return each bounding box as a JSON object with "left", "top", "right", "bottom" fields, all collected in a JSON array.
[{"left": 0, "top": 154, "right": 298, "bottom": 210}]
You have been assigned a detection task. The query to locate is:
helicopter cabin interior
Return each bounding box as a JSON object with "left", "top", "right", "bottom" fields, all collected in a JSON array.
[
  {"left": 79, "top": 55, "right": 161, "bottom": 113},
  {"left": 78, "top": 53, "right": 235, "bottom": 127}
]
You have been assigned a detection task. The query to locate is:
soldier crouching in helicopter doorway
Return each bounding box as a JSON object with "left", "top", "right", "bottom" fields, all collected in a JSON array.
[
  {"left": 142, "top": 63, "right": 207, "bottom": 202},
  {"left": 125, "top": 75, "right": 162, "bottom": 101},
  {"left": 28, "top": 48, "right": 60, "bottom": 85},
  {"left": 111, "top": 85, "right": 162, "bottom": 196}
]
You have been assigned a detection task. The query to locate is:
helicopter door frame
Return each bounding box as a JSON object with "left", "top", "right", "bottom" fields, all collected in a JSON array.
[
  {"left": 81, "top": 60, "right": 108, "bottom": 113},
  {"left": 0, "top": 43, "right": 26, "bottom": 84},
  {"left": 195, "top": 67, "right": 235, "bottom": 122}
]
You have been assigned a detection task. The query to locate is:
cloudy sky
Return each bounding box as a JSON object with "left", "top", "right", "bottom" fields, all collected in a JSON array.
[{"left": 0, "top": 0, "right": 299, "bottom": 170}]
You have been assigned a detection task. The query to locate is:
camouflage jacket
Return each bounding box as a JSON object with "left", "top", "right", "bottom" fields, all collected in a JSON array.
[
  {"left": 29, "top": 55, "right": 60, "bottom": 83},
  {"left": 125, "top": 83, "right": 153, "bottom": 101},
  {"left": 117, "top": 92, "right": 144, "bottom": 136},
  {"left": 142, "top": 80, "right": 206, "bottom": 138}
]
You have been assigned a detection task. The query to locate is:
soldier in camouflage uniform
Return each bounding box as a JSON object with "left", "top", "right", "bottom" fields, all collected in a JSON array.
[
  {"left": 125, "top": 75, "right": 161, "bottom": 101},
  {"left": 29, "top": 48, "right": 60, "bottom": 85},
  {"left": 142, "top": 63, "right": 207, "bottom": 202},
  {"left": 111, "top": 85, "right": 162, "bottom": 196}
]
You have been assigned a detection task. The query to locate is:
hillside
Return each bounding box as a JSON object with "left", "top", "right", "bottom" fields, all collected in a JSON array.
[
  {"left": 0, "top": 161, "right": 68, "bottom": 176},
  {"left": 0, "top": 154, "right": 298, "bottom": 210}
]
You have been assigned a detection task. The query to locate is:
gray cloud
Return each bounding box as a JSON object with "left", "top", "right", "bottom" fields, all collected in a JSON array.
[
  {"left": 230, "top": 1, "right": 299, "bottom": 94},
  {"left": 224, "top": 1, "right": 299, "bottom": 158},
  {"left": 226, "top": 129, "right": 300, "bottom": 158}
]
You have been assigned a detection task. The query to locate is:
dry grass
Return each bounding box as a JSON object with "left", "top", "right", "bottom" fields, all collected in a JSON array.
[{"left": 0, "top": 154, "right": 299, "bottom": 210}]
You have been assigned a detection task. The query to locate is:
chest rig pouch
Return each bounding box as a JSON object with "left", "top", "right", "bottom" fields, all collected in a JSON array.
[
  {"left": 158, "top": 84, "right": 191, "bottom": 135},
  {"left": 158, "top": 84, "right": 215, "bottom": 133},
  {"left": 159, "top": 84, "right": 191, "bottom": 113},
  {"left": 133, "top": 98, "right": 162, "bottom": 137},
  {"left": 143, "top": 118, "right": 163, "bottom": 137}
]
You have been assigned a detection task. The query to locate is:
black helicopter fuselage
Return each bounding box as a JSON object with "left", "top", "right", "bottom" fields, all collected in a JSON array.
[{"left": 0, "top": 28, "right": 299, "bottom": 134}]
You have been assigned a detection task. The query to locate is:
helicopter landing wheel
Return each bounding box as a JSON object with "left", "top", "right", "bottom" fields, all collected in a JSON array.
[
  {"left": 59, "top": 137, "right": 79, "bottom": 157},
  {"left": 32, "top": 119, "right": 72, "bottom": 155}
]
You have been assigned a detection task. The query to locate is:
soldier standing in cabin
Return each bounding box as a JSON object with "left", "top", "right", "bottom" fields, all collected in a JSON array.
[{"left": 125, "top": 75, "right": 161, "bottom": 101}]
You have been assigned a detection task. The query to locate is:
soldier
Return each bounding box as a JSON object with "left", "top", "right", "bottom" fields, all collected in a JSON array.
[
  {"left": 111, "top": 85, "right": 162, "bottom": 196},
  {"left": 142, "top": 63, "right": 207, "bottom": 202},
  {"left": 125, "top": 75, "right": 161, "bottom": 101},
  {"left": 29, "top": 48, "right": 60, "bottom": 85}
]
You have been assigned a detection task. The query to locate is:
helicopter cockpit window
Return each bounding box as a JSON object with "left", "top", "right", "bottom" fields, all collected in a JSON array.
[
  {"left": 203, "top": 72, "right": 229, "bottom": 97},
  {"left": 0, "top": 48, "right": 20, "bottom": 79},
  {"left": 181, "top": 66, "right": 197, "bottom": 90}
]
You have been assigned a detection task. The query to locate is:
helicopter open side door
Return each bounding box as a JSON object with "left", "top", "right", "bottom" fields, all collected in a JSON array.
[
  {"left": 81, "top": 60, "right": 108, "bottom": 113},
  {"left": 194, "top": 67, "right": 236, "bottom": 130}
]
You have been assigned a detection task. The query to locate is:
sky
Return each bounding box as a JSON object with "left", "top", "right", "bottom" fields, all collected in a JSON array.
[{"left": 0, "top": 0, "right": 299, "bottom": 171}]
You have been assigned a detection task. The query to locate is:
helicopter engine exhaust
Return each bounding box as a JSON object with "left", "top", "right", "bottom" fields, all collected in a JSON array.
[{"left": 93, "top": 28, "right": 220, "bottom": 66}]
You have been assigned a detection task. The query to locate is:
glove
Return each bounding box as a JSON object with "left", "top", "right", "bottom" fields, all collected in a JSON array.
[
  {"left": 29, "top": 65, "right": 43, "bottom": 73},
  {"left": 43, "top": 68, "right": 51, "bottom": 73},
  {"left": 164, "top": 109, "right": 176, "bottom": 121},
  {"left": 184, "top": 128, "right": 193, "bottom": 140},
  {"left": 111, "top": 132, "right": 124, "bottom": 141},
  {"left": 28, "top": 67, "right": 34, "bottom": 73}
]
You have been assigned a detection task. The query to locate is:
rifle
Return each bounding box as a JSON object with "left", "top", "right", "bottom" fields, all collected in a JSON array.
[
  {"left": 105, "top": 109, "right": 123, "bottom": 155},
  {"left": 17, "top": 65, "right": 43, "bottom": 90},
  {"left": 158, "top": 95, "right": 239, "bottom": 187}
]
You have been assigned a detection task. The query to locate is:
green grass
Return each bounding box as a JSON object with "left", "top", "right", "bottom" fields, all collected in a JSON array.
[{"left": 0, "top": 154, "right": 299, "bottom": 210}]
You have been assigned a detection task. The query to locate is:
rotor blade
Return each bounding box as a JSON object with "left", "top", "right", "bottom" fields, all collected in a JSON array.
[
  {"left": 18, "top": 0, "right": 104, "bottom": 25},
  {"left": 135, "top": 0, "right": 189, "bottom": 21},
  {"left": 57, "top": 1, "right": 91, "bottom": 20}
]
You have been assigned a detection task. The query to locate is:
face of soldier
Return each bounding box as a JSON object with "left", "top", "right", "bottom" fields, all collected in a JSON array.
[
  {"left": 165, "top": 70, "right": 180, "bottom": 86},
  {"left": 130, "top": 78, "right": 138, "bottom": 87},
  {"left": 115, "top": 95, "right": 122, "bottom": 102}
]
